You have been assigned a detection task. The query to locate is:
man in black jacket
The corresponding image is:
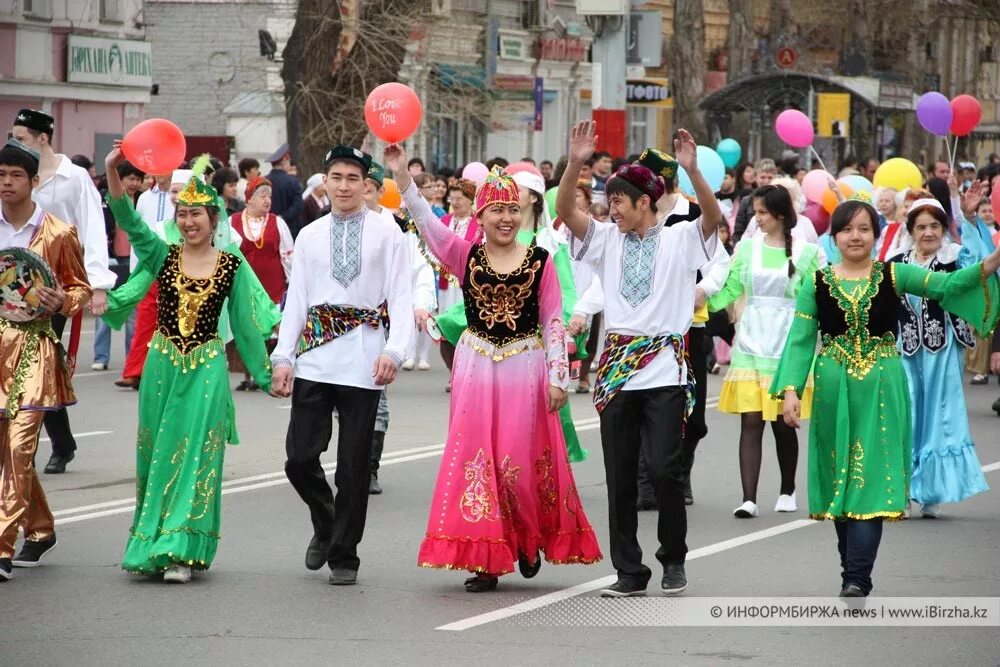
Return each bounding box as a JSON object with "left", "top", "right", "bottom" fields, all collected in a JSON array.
[{"left": 266, "top": 143, "right": 304, "bottom": 236}]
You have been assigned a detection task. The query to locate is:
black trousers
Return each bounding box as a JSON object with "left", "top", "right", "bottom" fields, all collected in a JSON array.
[
  {"left": 601, "top": 386, "right": 688, "bottom": 584},
  {"left": 638, "top": 330, "right": 707, "bottom": 493},
  {"left": 43, "top": 314, "right": 76, "bottom": 457},
  {"left": 284, "top": 379, "right": 381, "bottom": 571}
]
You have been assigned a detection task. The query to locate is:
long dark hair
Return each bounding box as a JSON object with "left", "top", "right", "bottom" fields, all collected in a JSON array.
[
  {"left": 830, "top": 200, "right": 881, "bottom": 239},
  {"left": 753, "top": 184, "right": 797, "bottom": 277}
]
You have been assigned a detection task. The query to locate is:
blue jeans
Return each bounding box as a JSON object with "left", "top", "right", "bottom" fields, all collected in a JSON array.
[
  {"left": 93, "top": 311, "right": 136, "bottom": 365},
  {"left": 834, "top": 518, "right": 883, "bottom": 595}
]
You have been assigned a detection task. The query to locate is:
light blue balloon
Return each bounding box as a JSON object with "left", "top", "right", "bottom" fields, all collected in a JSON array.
[
  {"left": 677, "top": 146, "right": 726, "bottom": 196},
  {"left": 716, "top": 137, "right": 742, "bottom": 168},
  {"left": 841, "top": 174, "right": 874, "bottom": 194}
]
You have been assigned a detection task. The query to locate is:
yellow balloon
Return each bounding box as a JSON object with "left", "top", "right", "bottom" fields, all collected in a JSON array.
[{"left": 872, "top": 158, "right": 923, "bottom": 191}]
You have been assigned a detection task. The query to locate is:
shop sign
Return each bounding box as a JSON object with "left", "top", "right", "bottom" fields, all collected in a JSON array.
[
  {"left": 626, "top": 78, "right": 672, "bottom": 108},
  {"left": 68, "top": 34, "right": 152, "bottom": 87}
]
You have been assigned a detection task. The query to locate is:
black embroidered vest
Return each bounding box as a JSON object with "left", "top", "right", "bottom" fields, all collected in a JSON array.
[
  {"left": 462, "top": 243, "right": 547, "bottom": 346},
  {"left": 889, "top": 252, "right": 976, "bottom": 355},
  {"left": 814, "top": 263, "right": 899, "bottom": 339},
  {"left": 156, "top": 245, "right": 240, "bottom": 354}
]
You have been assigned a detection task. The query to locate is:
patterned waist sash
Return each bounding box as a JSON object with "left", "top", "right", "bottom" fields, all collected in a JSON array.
[
  {"left": 593, "top": 332, "right": 694, "bottom": 415},
  {"left": 0, "top": 317, "right": 59, "bottom": 418},
  {"left": 298, "top": 302, "right": 388, "bottom": 355}
]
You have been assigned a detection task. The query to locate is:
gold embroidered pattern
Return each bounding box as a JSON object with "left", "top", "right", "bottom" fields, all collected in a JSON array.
[
  {"left": 535, "top": 447, "right": 557, "bottom": 514},
  {"left": 190, "top": 424, "right": 226, "bottom": 521},
  {"left": 460, "top": 449, "right": 499, "bottom": 523},
  {"left": 149, "top": 331, "right": 223, "bottom": 373},
  {"left": 794, "top": 310, "right": 815, "bottom": 320},
  {"left": 463, "top": 330, "right": 541, "bottom": 360},
  {"left": 160, "top": 435, "right": 189, "bottom": 521},
  {"left": 849, "top": 438, "right": 866, "bottom": 489},
  {"left": 498, "top": 455, "right": 521, "bottom": 520},
  {"left": 467, "top": 255, "right": 541, "bottom": 330},
  {"left": 819, "top": 263, "right": 898, "bottom": 379}
]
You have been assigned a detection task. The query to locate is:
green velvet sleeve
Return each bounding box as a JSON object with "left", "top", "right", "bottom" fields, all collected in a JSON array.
[
  {"left": 106, "top": 194, "right": 168, "bottom": 274},
  {"left": 220, "top": 237, "right": 282, "bottom": 337},
  {"left": 768, "top": 271, "right": 820, "bottom": 398},
  {"left": 891, "top": 261, "right": 1000, "bottom": 336},
  {"left": 707, "top": 241, "right": 747, "bottom": 312},
  {"left": 551, "top": 243, "right": 588, "bottom": 353},
  {"left": 227, "top": 260, "right": 278, "bottom": 392}
]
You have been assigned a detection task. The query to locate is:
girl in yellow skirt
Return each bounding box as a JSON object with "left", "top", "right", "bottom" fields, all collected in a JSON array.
[{"left": 704, "top": 185, "right": 825, "bottom": 517}]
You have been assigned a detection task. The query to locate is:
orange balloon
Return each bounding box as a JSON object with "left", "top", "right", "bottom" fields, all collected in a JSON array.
[
  {"left": 380, "top": 178, "right": 401, "bottom": 209},
  {"left": 122, "top": 118, "right": 186, "bottom": 174},
  {"left": 822, "top": 183, "right": 853, "bottom": 214},
  {"left": 364, "top": 82, "right": 423, "bottom": 143}
]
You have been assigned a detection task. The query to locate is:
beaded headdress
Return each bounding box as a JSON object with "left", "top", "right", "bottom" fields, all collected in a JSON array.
[
  {"left": 177, "top": 154, "right": 219, "bottom": 207},
  {"left": 475, "top": 166, "right": 520, "bottom": 217}
]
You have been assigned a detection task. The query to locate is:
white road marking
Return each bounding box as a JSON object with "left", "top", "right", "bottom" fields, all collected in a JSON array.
[
  {"left": 436, "top": 458, "right": 1000, "bottom": 632},
  {"left": 436, "top": 520, "right": 817, "bottom": 632},
  {"left": 40, "top": 430, "right": 112, "bottom": 443}
]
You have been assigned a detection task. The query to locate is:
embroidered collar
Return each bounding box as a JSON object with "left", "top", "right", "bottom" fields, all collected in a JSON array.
[
  {"left": 625, "top": 219, "right": 664, "bottom": 241},
  {"left": 331, "top": 208, "right": 367, "bottom": 224}
]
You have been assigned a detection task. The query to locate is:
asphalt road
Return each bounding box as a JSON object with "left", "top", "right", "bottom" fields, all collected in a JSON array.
[{"left": 4, "top": 323, "right": 1000, "bottom": 665}]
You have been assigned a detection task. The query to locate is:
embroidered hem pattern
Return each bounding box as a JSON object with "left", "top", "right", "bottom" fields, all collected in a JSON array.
[{"left": 298, "top": 302, "right": 388, "bottom": 355}]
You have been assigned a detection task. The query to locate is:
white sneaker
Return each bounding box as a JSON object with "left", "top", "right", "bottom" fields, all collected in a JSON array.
[
  {"left": 163, "top": 564, "right": 192, "bottom": 583},
  {"left": 903, "top": 500, "right": 911, "bottom": 519},
  {"left": 774, "top": 493, "right": 797, "bottom": 513},
  {"left": 921, "top": 503, "right": 941, "bottom": 518},
  {"left": 402, "top": 359, "right": 416, "bottom": 371},
  {"left": 91, "top": 362, "right": 108, "bottom": 371},
  {"left": 733, "top": 501, "right": 759, "bottom": 518},
  {"left": 417, "top": 359, "right": 431, "bottom": 370}
]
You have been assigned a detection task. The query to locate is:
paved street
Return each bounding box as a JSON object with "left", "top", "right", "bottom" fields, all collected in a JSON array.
[{"left": 4, "top": 322, "right": 1000, "bottom": 665}]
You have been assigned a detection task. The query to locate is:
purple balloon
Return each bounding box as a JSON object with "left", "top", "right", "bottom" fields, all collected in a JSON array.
[{"left": 916, "top": 92, "right": 953, "bottom": 136}]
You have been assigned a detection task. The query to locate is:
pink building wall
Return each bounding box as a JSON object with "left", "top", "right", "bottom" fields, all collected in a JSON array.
[
  {"left": 55, "top": 101, "right": 131, "bottom": 159},
  {"left": 0, "top": 25, "right": 16, "bottom": 78}
]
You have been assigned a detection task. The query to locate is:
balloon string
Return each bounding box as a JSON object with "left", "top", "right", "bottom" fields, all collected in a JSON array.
[
  {"left": 809, "top": 146, "right": 830, "bottom": 175},
  {"left": 950, "top": 135, "right": 959, "bottom": 172}
]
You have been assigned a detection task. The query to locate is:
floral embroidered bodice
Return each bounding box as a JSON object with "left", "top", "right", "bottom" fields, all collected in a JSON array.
[
  {"left": 462, "top": 242, "right": 546, "bottom": 346},
  {"left": 891, "top": 252, "right": 975, "bottom": 355},
  {"left": 156, "top": 245, "right": 239, "bottom": 354}
]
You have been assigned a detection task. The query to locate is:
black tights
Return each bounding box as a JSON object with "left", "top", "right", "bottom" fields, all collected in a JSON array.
[{"left": 738, "top": 412, "right": 797, "bottom": 503}]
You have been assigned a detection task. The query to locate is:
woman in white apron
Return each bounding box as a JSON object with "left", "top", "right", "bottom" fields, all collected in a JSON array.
[{"left": 705, "top": 185, "right": 825, "bottom": 518}]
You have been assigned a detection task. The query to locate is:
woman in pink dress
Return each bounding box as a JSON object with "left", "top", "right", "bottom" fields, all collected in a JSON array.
[{"left": 387, "top": 146, "right": 602, "bottom": 592}]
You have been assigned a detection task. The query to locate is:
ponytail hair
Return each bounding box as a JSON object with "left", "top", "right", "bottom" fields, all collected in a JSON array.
[{"left": 752, "top": 184, "right": 797, "bottom": 277}]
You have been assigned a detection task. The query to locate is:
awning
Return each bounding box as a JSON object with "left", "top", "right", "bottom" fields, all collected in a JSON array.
[{"left": 699, "top": 72, "right": 914, "bottom": 114}]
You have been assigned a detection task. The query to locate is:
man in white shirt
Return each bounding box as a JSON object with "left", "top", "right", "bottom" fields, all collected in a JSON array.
[
  {"left": 135, "top": 173, "right": 175, "bottom": 235},
  {"left": 557, "top": 122, "right": 721, "bottom": 598},
  {"left": 11, "top": 109, "right": 117, "bottom": 474},
  {"left": 271, "top": 146, "right": 414, "bottom": 586}
]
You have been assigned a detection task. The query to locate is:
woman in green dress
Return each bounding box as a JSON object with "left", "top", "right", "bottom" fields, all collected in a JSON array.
[
  {"left": 771, "top": 200, "right": 1000, "bottom": 597},
  {"left": 104, "top": 144, "right": 279, "bottom": 583}
]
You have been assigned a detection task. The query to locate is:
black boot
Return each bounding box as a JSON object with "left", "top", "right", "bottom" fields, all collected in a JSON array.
[{"left": 369, "top": 431, "right": 385, "bottom": 495}]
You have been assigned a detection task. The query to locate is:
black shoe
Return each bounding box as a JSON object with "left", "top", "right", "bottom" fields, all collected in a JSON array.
[
  {"left": 636, "top": 495, "right": 657, "bottom": 511},
  {"left": 464, "top": 574, "right": 498, "bottom": 592},
  {"left": 247, "top": 380, "right": 261, "bottom": 392},
  {"left": 44, "top": 452, "right": 74, "bottom": 474},
  {"left": 305, "top": 534, "right": 333, "bottom": 571},
  {"left": 0, "top": 558, "right": 11, "bottom": 581},
  {"left": 661, "top": 563, "right": 687, "bottom": 595},
  {"left": 368, "top": 473, "right": 382, "bottom": 495},
  {"left": 600, "top": 578, "right": 647, "bottom": 598},
  {"left": 329, "top": 568, "right": 358, "bottom": 585},
  {"left": 518, "top": 551, "right": 542, "bottom": 579},
  {"left": 839, "top": 583, "right": 866, "bottom": 598},
  {"left": 235, "top": 380, "right": 251, "bottom": 391},
  {"left": 12, "top": 535, "right": 57, "bottom": 568},
  {"left": 993, "top": 397, "right": 1000, "bottom": 416}
]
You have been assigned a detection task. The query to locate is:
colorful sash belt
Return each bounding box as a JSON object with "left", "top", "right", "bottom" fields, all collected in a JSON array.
[
  {"left": 593, "top": 332, "right": 695, "bottom": 417},
  {"left": 298, "top": 302, "right": 388, "bottom": 355}
]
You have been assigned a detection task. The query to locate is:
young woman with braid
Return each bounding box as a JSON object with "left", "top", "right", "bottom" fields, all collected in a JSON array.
[{"left": 703, "top": 185, "right": 825, "bottom": 518}]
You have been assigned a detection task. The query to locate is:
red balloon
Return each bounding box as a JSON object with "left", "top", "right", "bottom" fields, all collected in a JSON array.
[
  {"left": 121, "top": 118, "right": 186, "bottom": 175},
  {"left": 364, "top": 82, "right": 423, "bottom": 143},
  {"left": 950, "top": 95, "right": 982, "bottom": 137},
  {"left": 803, "top": 201, "right": 830, "bottom": 236}
]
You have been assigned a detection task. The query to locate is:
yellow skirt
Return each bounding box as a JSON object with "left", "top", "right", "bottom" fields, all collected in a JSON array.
[{"left": 718, "top": 370, "right": 813, "bottom": 422}]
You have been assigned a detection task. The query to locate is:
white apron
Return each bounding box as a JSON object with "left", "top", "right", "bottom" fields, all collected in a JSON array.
[{"left": 734, "top": 235, "right": 803, "bottom": 361}]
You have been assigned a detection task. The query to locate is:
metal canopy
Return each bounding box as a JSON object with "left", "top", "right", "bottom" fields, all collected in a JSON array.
[{"left": 699, "top": 72, "right": 883, "bottom": 114}]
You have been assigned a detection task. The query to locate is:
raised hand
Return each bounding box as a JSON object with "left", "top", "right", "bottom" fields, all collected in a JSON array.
[
  {"left": 104, "top": 139, "right": 126, "bottom": 172},
  {"left": 568, "top": 121, "right": 598, "bottom": 164},
  {"left": 961, "top": 179, "right": 986, "bottom": 219},
  {"left": 674, "top": 129, "right": 698, "bottom": 172},
  {"left": 383, "top": 143, "right": 407, "bottom": 175}
]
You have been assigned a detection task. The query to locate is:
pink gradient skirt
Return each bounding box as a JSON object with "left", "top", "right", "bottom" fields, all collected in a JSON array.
[{"left": 417, "top": 332, "right": 603, "bottom": 576}]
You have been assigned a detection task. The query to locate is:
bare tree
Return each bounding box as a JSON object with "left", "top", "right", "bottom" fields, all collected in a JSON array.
[
  {"left": 281, "top": 0, "right": 431, "bottom": 175},
  {"left": 670, "top": 0, "right": 708, "bottom": 138},
  {"left": 726, "top": 0, "right": 755, "bottom": 80}
]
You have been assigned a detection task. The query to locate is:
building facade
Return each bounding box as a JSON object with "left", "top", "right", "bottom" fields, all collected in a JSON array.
[{"left": 0, "top": 0, "right": 150, "bottom": 162}]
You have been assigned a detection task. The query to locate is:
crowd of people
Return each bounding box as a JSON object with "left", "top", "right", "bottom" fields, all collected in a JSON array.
[{"left": 1, "top": 107, "right": 999, "bottom": 602}]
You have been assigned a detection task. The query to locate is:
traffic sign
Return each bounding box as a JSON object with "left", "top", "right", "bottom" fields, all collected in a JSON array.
[{"left": 776, "top": 47, "right": 798, "bottom": 69}]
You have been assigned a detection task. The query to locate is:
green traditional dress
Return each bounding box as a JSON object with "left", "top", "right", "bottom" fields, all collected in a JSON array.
[
  {"left": 107, "top": 194, "right": 279, "bottom": 574},
  {"left": 770, "top": 260, "right": 998, "bottom": 521},
  {"left": 435, "top": 226, "right": 588, "bottom": 462}
]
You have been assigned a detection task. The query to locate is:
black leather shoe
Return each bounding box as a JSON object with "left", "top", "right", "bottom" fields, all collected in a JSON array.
[
  {"left": 661, "top": 562, "right": 687, "bottom": 595},
  {"left": 993, "top": 397, "right": 1000, "bottom": 416},
  {"left": 840, "top": 583, "right": 866, "bottom": 598},
  {"left": 0, "top": 558, "right": 11, "bottom": 582},
  {"left": 44, "top": 452, "right": 74, "bottom": 474},
  {"left": 329, "top": 568, "right": 358, "bottom": 585},
  {"left": 305, "top": 535, "right": 332, "bottom": 571},
  {"left": 518, "top": 551, "right": 542, "bottom": 579},
  {"left": 600, "top": 578, "right": 647, "bottom": 598},
  {"left": 13, "top": 535, "right": 57, "bottom": 567},
  {"left": 464, "top": 574, "right": 498, "bottom": 592}
]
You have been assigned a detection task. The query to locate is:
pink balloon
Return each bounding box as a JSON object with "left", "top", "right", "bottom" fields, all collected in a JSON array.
[
  {"left": 802, "top": 169, "right": 834, "bottom": 204},
  {"left": 775, "top": 109, "right": 814, "bottom": 148},
  {"left": 462, "top": 161, "right": 489, "bottom": 186}
]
